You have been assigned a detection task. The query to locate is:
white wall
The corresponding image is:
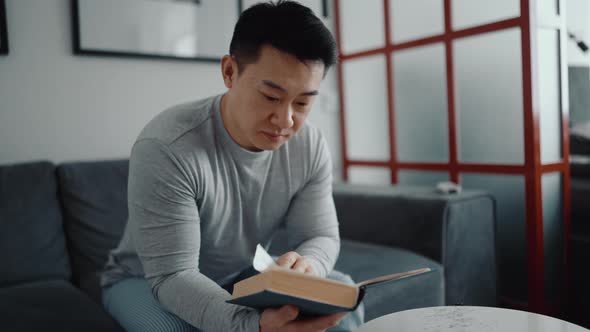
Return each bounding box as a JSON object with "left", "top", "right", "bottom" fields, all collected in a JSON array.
[{"left": 0, "top": 0, "right": 342, "bottom": 179}]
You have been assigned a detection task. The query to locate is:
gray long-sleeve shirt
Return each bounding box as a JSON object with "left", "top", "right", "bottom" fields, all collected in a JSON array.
[{"left": 101, "top": 94, "right": 340, "bottom": 331}]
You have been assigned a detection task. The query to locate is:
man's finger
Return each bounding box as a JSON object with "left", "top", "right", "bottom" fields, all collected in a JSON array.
[
  {"left": 264, "top": 305, "right": 299, "bottom": 328},
  {"left": 311, "top": 312, "right": 348, "bottom": 329},
  {"left": 292, "top": 311, "right": 349, "bottom": 331},
  {"left": 291, "top": 257, "right": 308, "bottom": 273},
  {"left": 277, "top": 305, "right": 299, "bottom": 323},
  {"left": 276, "top": 252, "right": 299, "bottom": 268}
]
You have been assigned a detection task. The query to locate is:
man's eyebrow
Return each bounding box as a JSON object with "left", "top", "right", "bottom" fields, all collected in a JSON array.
[{"left": 262, "top": 80, "right": 319, "bottom": 96}]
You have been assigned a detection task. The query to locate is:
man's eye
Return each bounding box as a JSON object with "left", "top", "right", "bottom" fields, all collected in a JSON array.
[
  {"left": 296, "top": 102, "right": 308, "bottom": 107},
  {"left": 264, "top": 95, "right": 279, "bottom": 102}
]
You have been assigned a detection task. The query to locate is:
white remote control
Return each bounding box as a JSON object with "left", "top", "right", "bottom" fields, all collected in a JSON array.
[{"left": 436, "top": 181, "right": 462, "bottom": 194}]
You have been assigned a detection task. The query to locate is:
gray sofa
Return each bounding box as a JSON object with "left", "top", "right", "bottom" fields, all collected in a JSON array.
[
  {"left": 0, "top": 160, "right": 497, "bottom": 331},
  {"left": 569, "top": 154, "right": 590, "bottom": 328}
]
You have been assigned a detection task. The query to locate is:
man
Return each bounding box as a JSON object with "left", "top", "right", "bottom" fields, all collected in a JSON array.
[{"left": 101, "top": 1, "right": 363, "bottom": 331}]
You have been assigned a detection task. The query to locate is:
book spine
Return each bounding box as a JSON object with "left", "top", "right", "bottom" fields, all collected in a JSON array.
[{"left": 353, "top": 287, "right": 366, "bottom": 310}]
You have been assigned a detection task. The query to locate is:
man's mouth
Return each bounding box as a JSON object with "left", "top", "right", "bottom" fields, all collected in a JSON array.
[{"left": 261, "top": 131, "right": 287, "bottom": 142}]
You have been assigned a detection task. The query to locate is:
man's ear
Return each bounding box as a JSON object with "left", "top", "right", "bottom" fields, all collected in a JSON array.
[{"left": 221, "top": 55, "right": 237, "bottom": 88}]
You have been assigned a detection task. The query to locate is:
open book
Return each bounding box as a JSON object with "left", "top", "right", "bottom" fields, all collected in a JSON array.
[{"left": 227, "top": 245, "right": 432, "bottom": 316}]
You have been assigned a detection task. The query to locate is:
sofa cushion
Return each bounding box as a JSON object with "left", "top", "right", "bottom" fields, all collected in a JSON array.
[
  {"left": 57, "top": 160, "right": 129, "bottom": 302},
  {"left": 570, "top": 124, "right": 590, "bottom": 156},
  {"left": 571, "top": 177, "right": 590, "bottom": 237},
  {"left": 334, "top": 240, "right": 444, "bottom": 322},
  {"left": 0, "top": 161, "right": 70, "bottom": 286},
  {"left": 571, "top": 155, "right": 590, "bottom": 179},
  {"left": 0, "top": 280, "right": 124, "bottom": 332},
  {"left": 332, "top": 183, "right": 496, "bottom": 307}
]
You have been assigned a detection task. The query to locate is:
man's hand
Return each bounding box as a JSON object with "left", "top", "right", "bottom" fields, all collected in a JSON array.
[
  {"left": 275, "top": 251, "right": 315, "bottom": 274},
  {"left": 260, "top": 305, "right": 348, "bottom": 332}
]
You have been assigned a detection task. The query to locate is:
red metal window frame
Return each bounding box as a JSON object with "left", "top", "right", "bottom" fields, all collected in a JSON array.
[{"left": 334, "top": 0, "right": 570, "bottom": 314}]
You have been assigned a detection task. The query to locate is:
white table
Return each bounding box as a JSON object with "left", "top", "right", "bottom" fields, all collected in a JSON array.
[{"left": 354, "top": 306, "right": 588, "bottom": 332}]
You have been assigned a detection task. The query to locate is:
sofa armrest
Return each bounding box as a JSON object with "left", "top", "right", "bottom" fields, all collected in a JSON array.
[{"left": 333, "top": 183, "right": 497, "bottom": 306}]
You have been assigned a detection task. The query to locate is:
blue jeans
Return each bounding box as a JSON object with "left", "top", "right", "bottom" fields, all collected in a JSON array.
[{"left": 103, "top": 270, "right": 364, "bottom": 332}]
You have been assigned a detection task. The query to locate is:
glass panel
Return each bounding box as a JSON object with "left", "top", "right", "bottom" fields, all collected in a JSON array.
[
  {"left": 339, "top": 0, "right": 385, "bottom": 54},
  {"left": 454, "top": 28, "right": 524, "bottom": 164},
  {"left": 348, "top": 166, "right": 391, "bottom": 185},
  {"left": 343, "top": 55, "right": 390, "bottom": 161},
  {"left": 393, "top": 43, "right": 449, "bottom": 162},
  {"left": 398, "top": 170, "right": 449, "bottom": 186},
  {"left": 390, "top": 0, "right": 445, "bottom": 43},
  {"left": 461, "top": 173, "right": 527, "bottom": 301},
  {"left": 542, "top": 172, "right": 564, "bottom": 304},
  {"left": 568, "top": 66, "right": 590, "bottom": 126},
  {"left": 538, "top": 28, "right": 563, "bottom": 164},
  {"left": 566, "top": 0, "right": 590, "bottom": 66},
  {"left": 452, "top": 0, "right": 520, "bottom": 30}
]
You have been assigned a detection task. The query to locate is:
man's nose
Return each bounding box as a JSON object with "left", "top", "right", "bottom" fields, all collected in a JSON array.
[{"left": 270, "top": 105, "right": 294, "bottom": 130}]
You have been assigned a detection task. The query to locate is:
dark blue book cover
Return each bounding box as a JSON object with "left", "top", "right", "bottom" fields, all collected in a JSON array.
[
  {"left": 227, "top": 289, "right": 359, "bottom": 316},
  {"left": 226, "top": 267, "right": 433, "bottom": 316}
]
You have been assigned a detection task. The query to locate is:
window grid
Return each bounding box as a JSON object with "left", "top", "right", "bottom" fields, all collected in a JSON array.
[{"left": 334, "top": 0, "right": 570, "bottom": 315}]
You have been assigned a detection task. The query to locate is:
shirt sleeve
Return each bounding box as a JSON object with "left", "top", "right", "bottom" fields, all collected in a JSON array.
[
  {"left": 283, "top": 134, "right": 340, "bottom": 277},
  {"left": 127, "top": 139, "right": 260, "bottom": 332}
]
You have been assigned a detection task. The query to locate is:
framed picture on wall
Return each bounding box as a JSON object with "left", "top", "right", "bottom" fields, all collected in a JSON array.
[
  {"left": 0, "top": 0, "right": 8, "bottom": 55},
  {"left": 240, "top": 0, "right": 328, "bottom": 17},
  {"left": 71, "top": 0, "right": 241, "bottom": 62}
]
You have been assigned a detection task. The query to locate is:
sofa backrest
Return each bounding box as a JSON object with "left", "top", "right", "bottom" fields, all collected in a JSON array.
[
  {"left": 57, "top": 159, "right": 129, "bottom": 302},
  {"left": 0, "top": 161, "right": 71, "bottom": 287}
]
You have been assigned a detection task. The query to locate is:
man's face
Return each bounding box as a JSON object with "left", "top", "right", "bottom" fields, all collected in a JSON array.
[{"left": 221, "top": 45, "right": 325, "bottom": 151}]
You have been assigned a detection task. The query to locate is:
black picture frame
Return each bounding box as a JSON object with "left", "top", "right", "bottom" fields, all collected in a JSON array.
[
  {"left": 239, "top": 0, "right": 328, "bottom": 17},
  {"left": 0, "top": 0, "right": 8, "bottom": 55},
  {"left": 71, "top": 0, "right": 241, "bottom": 62}
]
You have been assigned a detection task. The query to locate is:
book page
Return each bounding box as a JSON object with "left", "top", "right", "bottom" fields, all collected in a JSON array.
[
  {"left": 356, "top": 268, "right": 432, "bottom": 288},
  {"left": 253, "top": 244, "right": 279, "bottom": 272}
]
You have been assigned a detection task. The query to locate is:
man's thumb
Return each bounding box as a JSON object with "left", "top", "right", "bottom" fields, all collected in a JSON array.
[{"left": 277, "top": 305, "right": 299, "bottom": 322}]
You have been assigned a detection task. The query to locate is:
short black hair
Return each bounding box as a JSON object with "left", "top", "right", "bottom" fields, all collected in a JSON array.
[{"left": 229, "top": 0, "right": 337, "bottom": 75}]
